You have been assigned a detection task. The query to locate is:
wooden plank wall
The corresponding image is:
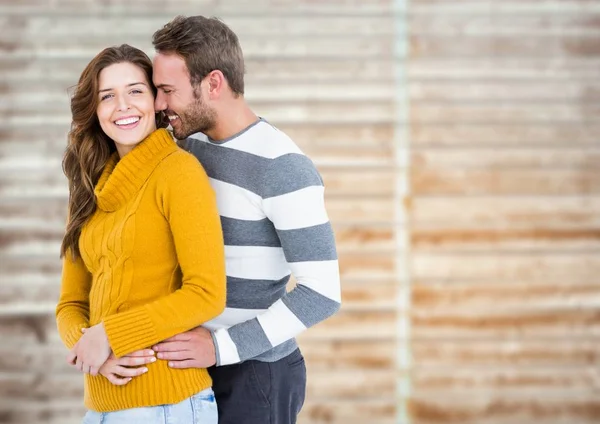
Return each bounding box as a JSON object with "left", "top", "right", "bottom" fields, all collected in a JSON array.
[
  {"left": 407, "top": 1, "right": 600, "bottom": 423},
  {"left": 0, "top": 0, "right": 599, "bottom": 423}
]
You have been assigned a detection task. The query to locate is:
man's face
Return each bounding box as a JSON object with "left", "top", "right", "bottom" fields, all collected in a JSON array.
[{"left": 153, "top": 52, "right": 216, "bottom": 139}]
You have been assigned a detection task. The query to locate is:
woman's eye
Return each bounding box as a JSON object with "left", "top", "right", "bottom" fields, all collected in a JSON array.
[
  {"left": 100, "top": 93, "right": 113, "bottom": 101},
  {"left": 131, "top": 89, "right": 143, "bottom": 94}
]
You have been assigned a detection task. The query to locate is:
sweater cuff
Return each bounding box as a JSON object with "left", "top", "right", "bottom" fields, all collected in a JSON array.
[
  {"left": 212, "top": 328, "right": 241, "bottom": 366},
  {"left": 103, "top": 307, "right": 157, "bottom": 357},
  {"left": 56, "top": 312, "right": 88, "bottom": 349},
  {"left": 62, "top": 322, "right": 88, "bottom": 349}
]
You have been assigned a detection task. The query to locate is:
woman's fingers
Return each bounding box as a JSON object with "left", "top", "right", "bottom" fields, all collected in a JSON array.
[
  {"left": 105, "top": 373, "right": 132, "bottom": 386},
  {"left": 112, "top": 365, "right": 149, "bottom": 378}
]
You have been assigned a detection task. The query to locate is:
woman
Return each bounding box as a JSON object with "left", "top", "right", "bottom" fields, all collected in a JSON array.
[{"left": 56, "top": 44, "right": 226, "bottom": 423}]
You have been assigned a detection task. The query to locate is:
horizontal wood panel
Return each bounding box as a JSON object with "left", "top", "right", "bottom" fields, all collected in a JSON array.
[
  {"left": 413, "top": 148, "right": 600, "bottom": 169},
  {"left": 412, "top": 252, "right": 600, "bottom": 282},
  {"left": 412, "top": 228, "right": 600, "bottom": 251},
  {"left": 409, "top": 15, "right": 600, "bottom": 36},
  {"left": 411, "top": 104, "right": 600, "bottom": 123},
  {"left": 412, "top": 168, "right": 600, "bottom": 195},
  {"left": 412, "top": 281, "right": 600, "bottom": 311},
  {"left": 409, "top": 394, "right": 600, "bottom": 424},
  {"left": 410, "top": 0, "right": 600, "bottom": 14},
  {"left": 410, "top": 35, "right": 600, "bottom": 57},
  {"left": 327, "top": 198, "right": 395, "bottom": 224},
  {"left": 298, "top": 339, "right": 395, "bottom": 370},
  {"left": 412, "top": 308, "right": 600, "bottom": 339},
  {"left": 412, "top": 196, "right": 600, "bottom": 228},
  {"left": 411, "top": 123, "right": 600, "bottom": 146},
  {"left": 409, "top": 81, "right": 600, "bottom": 101},
  {"left": 407, "top": 58, "right": 600, "bottom": 80},
  {"left": 297, "top": 310, "right": 396, "bottom": 341},
  {"left": 299, "top": 400, "right": 395, "bottom": 424},
  {"left": 412, "top": 366, "right": 600, "bottom": 391},
  {"left": 412, "top": 339, "right": 600, "bottom": 367},
  {"left": 0, "top": 401, "right": 86, "bottom": 424}
]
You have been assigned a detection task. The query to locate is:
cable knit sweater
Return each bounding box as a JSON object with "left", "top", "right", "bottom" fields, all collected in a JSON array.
[{"left": 56, "top": 128, "right": 226, "bottom": 412}]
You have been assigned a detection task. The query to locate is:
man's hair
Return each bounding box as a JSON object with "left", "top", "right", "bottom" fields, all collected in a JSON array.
[{"left": 152, "top": 15, "right": 245, "bottom": 95}]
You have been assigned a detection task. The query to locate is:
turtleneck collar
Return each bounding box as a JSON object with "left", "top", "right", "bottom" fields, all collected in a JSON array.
[{"left": 95, "top": 129, "right": 177, "bottom": 212}]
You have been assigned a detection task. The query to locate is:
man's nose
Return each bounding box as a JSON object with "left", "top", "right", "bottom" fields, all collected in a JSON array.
[{"left": 155, "top": 93, "right": 167, "bottom": 112}]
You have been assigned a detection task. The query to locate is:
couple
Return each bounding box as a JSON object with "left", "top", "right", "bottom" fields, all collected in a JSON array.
[{"left": 56, "top": 15, "right": 341, "bottom": 424}]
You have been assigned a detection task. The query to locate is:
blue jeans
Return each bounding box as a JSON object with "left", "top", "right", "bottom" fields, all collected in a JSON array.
[{"left": 82, "top": 388, "right": 217, "bottom": 424}]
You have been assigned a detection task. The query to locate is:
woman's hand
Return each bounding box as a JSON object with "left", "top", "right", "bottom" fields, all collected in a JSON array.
[
  {"left": 66, "top": 322, "right": 111, "bottom": 376},
  {"left": 100, "top": 350, "right": 156, "bottom": 385}
]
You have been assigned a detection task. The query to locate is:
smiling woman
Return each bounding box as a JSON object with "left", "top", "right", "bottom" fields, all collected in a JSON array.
[
  {"left": 96, "top": 63, "right": 157, "bottom": 157},
  {"left": 55, "top": 44, "right": 226, "bottom": 424}
]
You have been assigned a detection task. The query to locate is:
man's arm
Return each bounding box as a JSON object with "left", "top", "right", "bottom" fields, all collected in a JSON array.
[{"left": 211, "top": 153, "right": 341, "bottom": 365}]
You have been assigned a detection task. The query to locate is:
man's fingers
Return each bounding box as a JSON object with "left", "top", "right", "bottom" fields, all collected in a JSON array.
[
  {"left": 159, "top": 333, "right": 192, "bottom": 344},
  {"left": 113, "top": 366, "right": 148, "bottom": 378},
  {"left": 153, "top": 341, "right": 188, "bottom": 353},
  {"left": 157, "top": 350, "right": 194, "bottom": 361},
  {"left": 168, "top": 359, "right": 198, "bottom": 369},
  {"left": 117, "top": 355, "right": 157, "bottom": 367},
  {"left": 124, "top": 349, "right": 155, "bottom": 358},
  {"left": 106, "top": 373, "right": 132, "bottom": 386}
]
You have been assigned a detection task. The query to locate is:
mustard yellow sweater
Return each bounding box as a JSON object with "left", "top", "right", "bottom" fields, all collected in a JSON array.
[{"left": 56, "top": 129, "right": 226, "bottom": 412}]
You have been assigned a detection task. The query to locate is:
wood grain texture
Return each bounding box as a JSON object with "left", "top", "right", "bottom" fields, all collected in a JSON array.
[{"left": 2, "top": 0, "right": 600, "bottom": 423}]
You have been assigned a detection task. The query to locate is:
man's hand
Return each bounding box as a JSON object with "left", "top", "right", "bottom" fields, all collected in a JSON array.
[
  {"left": 99, "top": 350, "right": 157, "bottom": 385},
  {"left": 66, "top": 323, "right": 111, "bottom": 376},
  {"left": 152, "top": 327, "right": 217, "bottom": 369}
]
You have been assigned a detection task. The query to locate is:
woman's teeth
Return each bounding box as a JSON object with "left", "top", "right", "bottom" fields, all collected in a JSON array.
[{"left": 115, "top": 117, "right": 140, "bottom": 126}]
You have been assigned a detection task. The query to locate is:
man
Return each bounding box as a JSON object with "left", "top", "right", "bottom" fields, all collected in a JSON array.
[{"left": 150, "top": 15, "right": 341, "bottom": 423}]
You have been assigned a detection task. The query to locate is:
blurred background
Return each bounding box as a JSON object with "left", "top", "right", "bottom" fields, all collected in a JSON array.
[{"left": 1, "top": 0, "right": 599, "bottom": 423}]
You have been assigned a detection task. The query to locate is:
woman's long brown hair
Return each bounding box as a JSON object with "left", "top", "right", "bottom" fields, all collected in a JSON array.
[{"left": 61, "top": 44, "right": 157, "bottom": 259}]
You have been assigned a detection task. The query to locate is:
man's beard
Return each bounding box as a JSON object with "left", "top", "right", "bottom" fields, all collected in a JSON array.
[{"left": 172, "top": 97, "right": 217, "bottom": 140}]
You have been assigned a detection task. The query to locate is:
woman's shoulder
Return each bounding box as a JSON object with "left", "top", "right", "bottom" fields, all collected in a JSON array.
[
  {"left": 158, "top": 146, "right": 206, "bottom": 172},
  {"left": 153, "top": 147, "right": 210, "bottom": 191}
]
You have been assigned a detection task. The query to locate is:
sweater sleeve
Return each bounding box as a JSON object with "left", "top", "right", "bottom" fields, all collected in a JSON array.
[
  {"left": 211, "top": 153, "right": 341, "bottom": 365},
  {"left": 56, "top": 251, "right": 92, "bottom": 349},
  {"left": 103, "top": 153, "right": 227, "bottom": 357}
]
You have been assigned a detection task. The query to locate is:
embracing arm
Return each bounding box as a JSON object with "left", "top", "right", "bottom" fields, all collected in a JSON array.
[{"left": 212, "top": 153, "right": 341, "bottom": 365}]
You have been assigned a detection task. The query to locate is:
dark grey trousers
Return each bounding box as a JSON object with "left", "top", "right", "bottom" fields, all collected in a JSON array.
[{"left": 208, "top": 349, "right": 307, "bottom": 424}]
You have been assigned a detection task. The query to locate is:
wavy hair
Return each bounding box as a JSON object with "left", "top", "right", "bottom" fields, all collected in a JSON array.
[{"left": 61, "top": 44, "right": 157, "bottom": 259}]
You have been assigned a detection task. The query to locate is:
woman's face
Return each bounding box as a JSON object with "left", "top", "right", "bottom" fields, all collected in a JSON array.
[{"left": 96, "top": 62, "right": 157, "bottom": 157}]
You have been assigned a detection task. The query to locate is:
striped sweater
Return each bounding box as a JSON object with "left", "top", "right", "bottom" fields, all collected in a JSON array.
[{"left": 182, "top": 118, "right": 341, "bottom": 366}]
